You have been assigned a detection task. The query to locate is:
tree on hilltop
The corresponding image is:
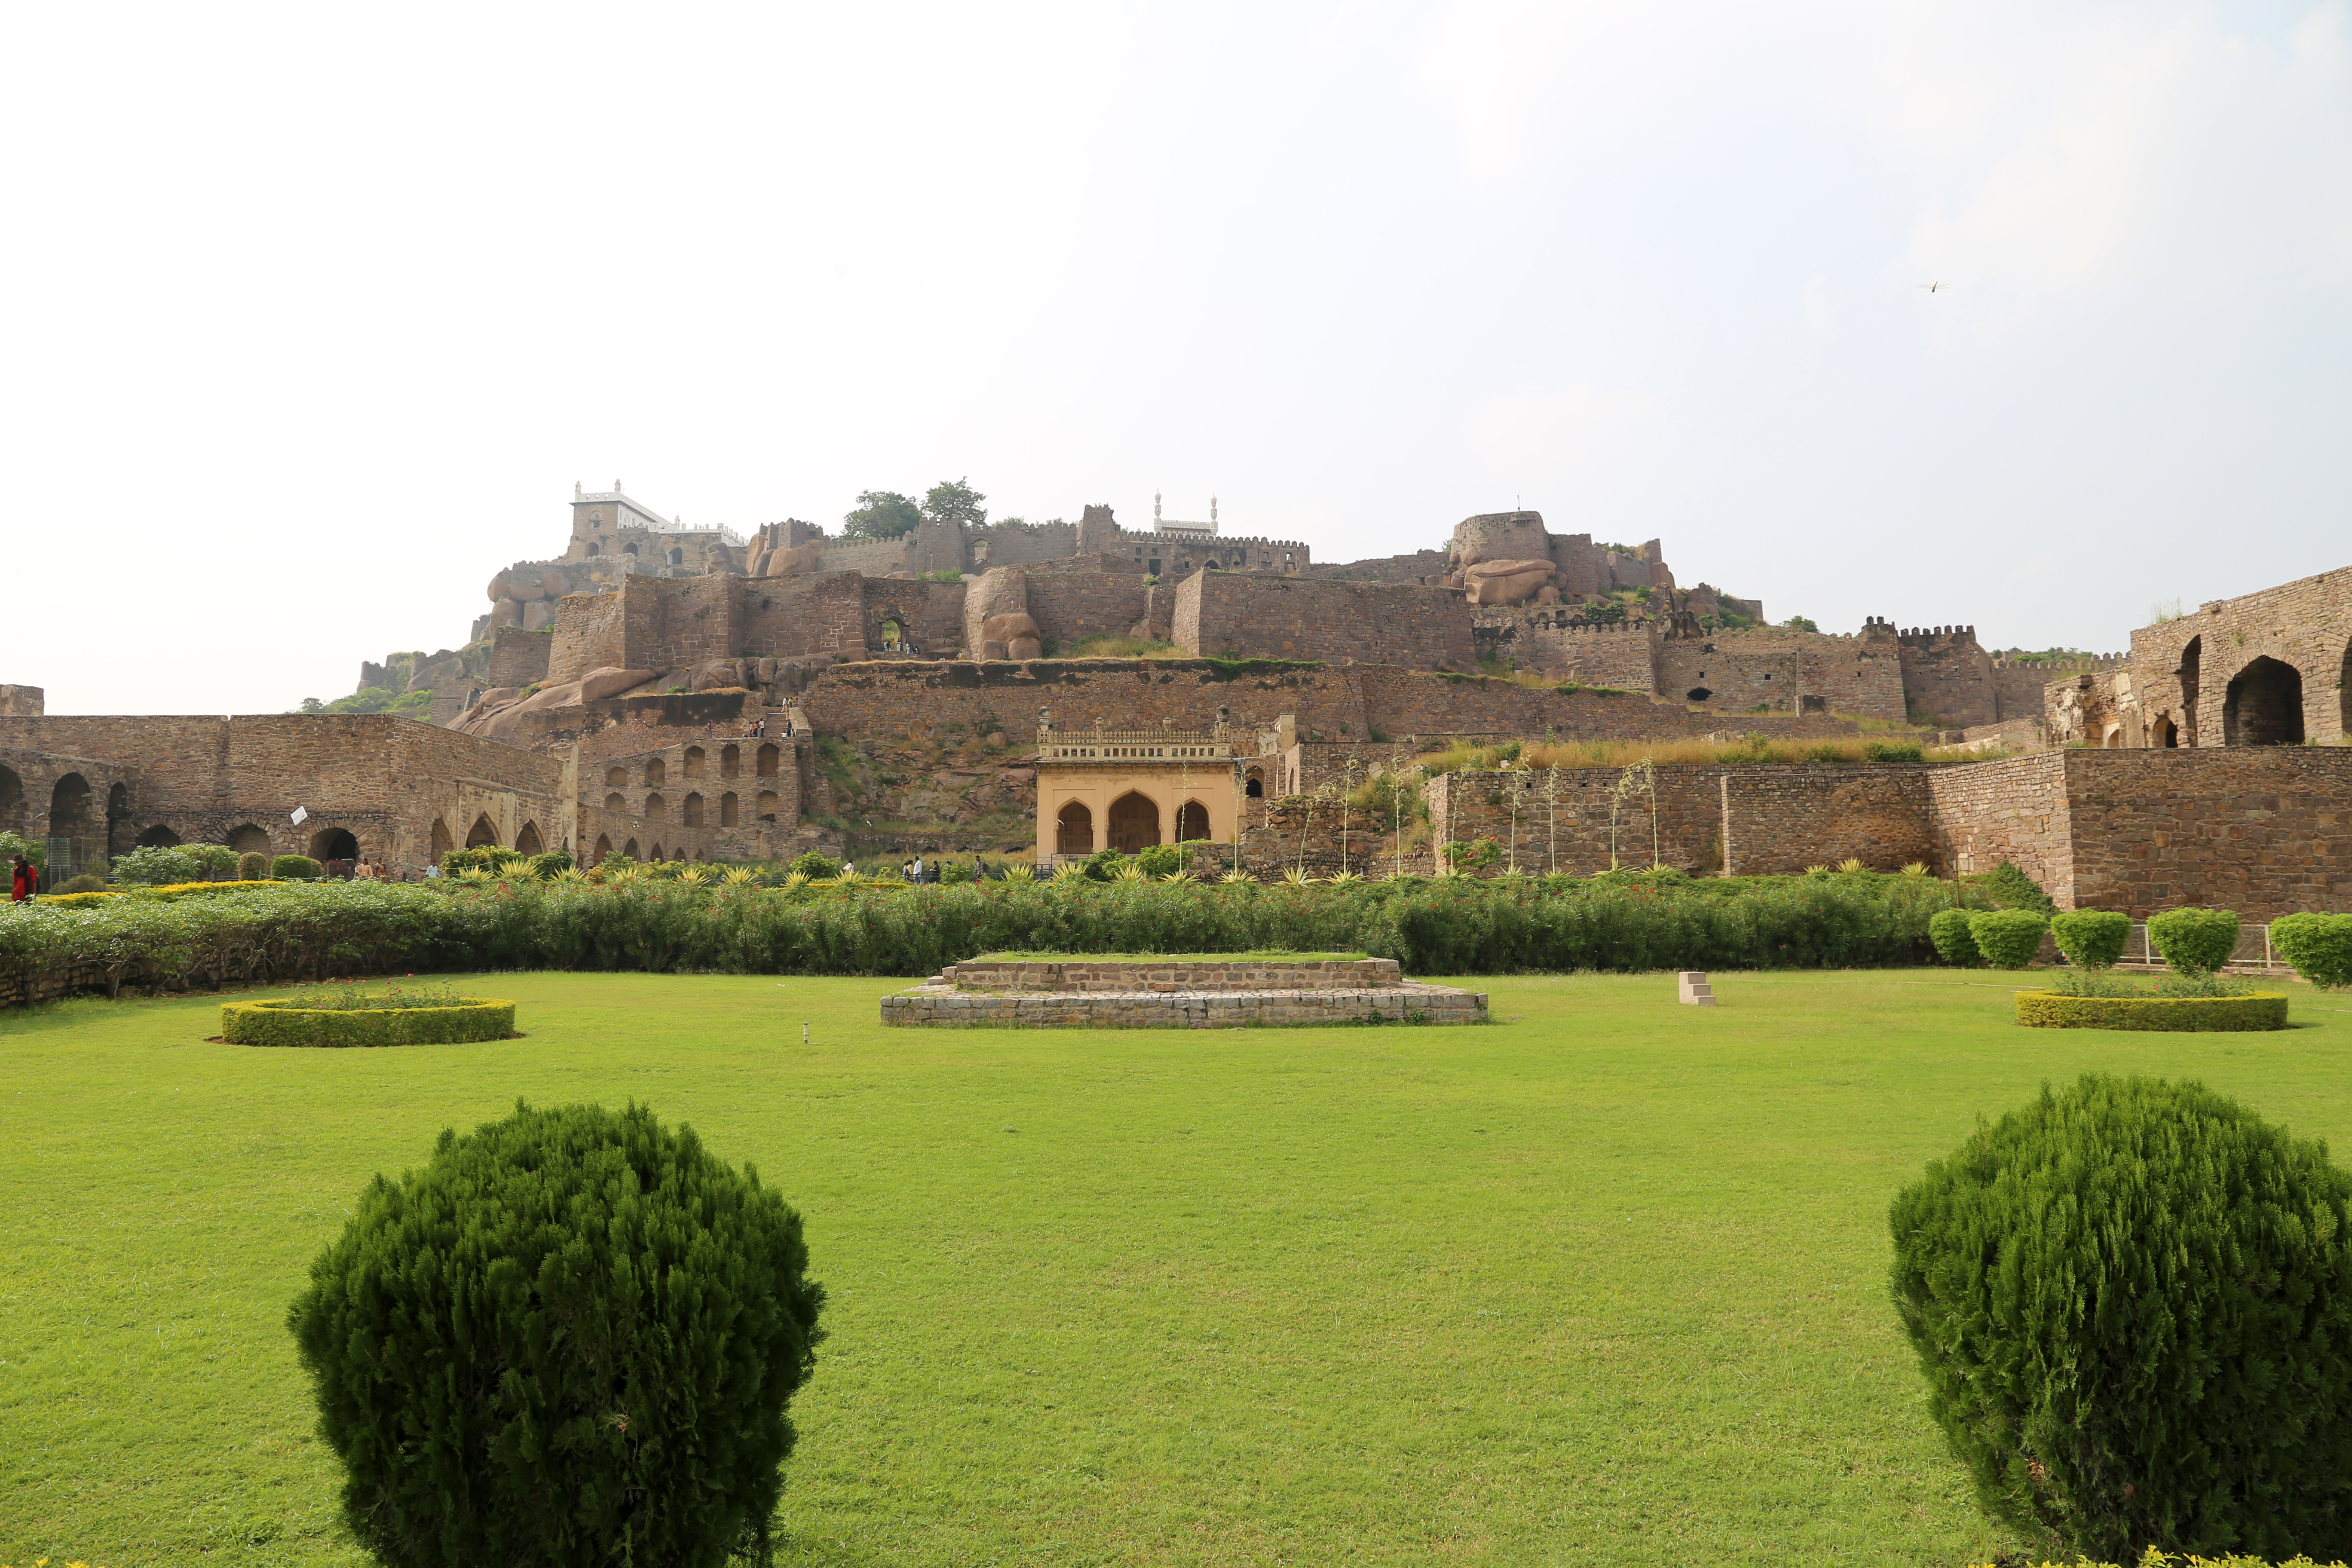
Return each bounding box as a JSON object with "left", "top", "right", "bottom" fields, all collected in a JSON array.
[
  {"left": 840, "top": 491, "right": 924, "bottom": 540},
  {"left": 922, "top": 477, "right": 986, "bottom": 528},
  {"left": 1783, "top": 615, "right": 1819, "bottom": 633}
]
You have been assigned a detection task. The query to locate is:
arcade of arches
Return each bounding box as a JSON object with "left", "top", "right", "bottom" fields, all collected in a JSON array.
[{"left": 1035, "top": 761, "right": 1242, "bottom": 864}]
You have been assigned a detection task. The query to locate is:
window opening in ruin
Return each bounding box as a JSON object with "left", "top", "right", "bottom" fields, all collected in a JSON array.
[
  {"left": 465, "top": 815, "right": 501, "bottom": 848},
  {"left": 683, "top": 746, "right": 705, "bottom": 779},
  {"left": 668, "top": 548, "right": 683, "bottom": 566},
  {"left": 587, "top": 542, "right": 600, "bottom": 556},
  {"left": 1176, "top": 799, "right": 1211, "bottom": 842},
  {"left": 683, "top": 793, "right": 704, "bottom": 827},
  {"left": 2155, "top": 716, "right": 2179, "bottom": 748},
  {"left": 0, "top": 764, "right": 24, "bottom": 835},
  {"left": 1056, "top": 800, "right": 1095, "bottom": 854},
  {"left": 757, "top": 744, "right": 780, "bottom": 778},
  {"left": 310, "top": 827, "right": 359, "bottom": 864},
  {"left": 2178, "top": 635, "right": 2201, "bottom": 745},
  {"left": 2223, "top": 655, "right": 2304, "bottom": 746},
  {"left": 623, "top": 543, "right": 638, "bottom": 556},
  {"left": 514, "top": 822, "right": 544, "bottom": 856},
  {"left": 135, "top": 824, "right": 181, "bottom": 848},
  {"left": 1148, "top": 559, "right": 1161, "bottom": 576},
  {"left": 230, "top": 823, "right": 271, "bottom": 855},
  {"left": 880, "top": 619, "right": 903, "bottom": 652},
  {"left": 644, "top": 793, "right": 667, "bottom": 821},
  {"left": 605, "top": 792, "right": 626, "bottom": 811},
  {"left": 1243, "top": 768, "right": 1265, "bottom": 799},
  {"left": 592, "top": 833, "right": 612, "bottom": 865},
  {"left": 1108, "top": 792, "right": 1161, "bottom": 852},
  {"left": 624, "top": 838, "right": 640, "bottom": 859},
  {"left": 756, "top": 790, "right": 778, "bottom": 822},
  {"left": 720, "top": 792, "right": 738, "bottom": 827},
  {"left": 720, "top": 744, "right": 739, "bottom": 778},
  {"left": 652, "top": 843, "right": 665, "bottom": 862},
  {"left": 643, "top": 758, "right": 665, "bottom": 787},
  {"left": 605, "top": 766, "right": 628, "bottom": 789},
  {"left": 1686, "top": 688, "right": 1713, "bottom": 702}
]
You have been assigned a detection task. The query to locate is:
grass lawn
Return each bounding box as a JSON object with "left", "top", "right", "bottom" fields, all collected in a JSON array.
[{"left": 3, "top": 969, "right": 2345, "bottom": 1566}]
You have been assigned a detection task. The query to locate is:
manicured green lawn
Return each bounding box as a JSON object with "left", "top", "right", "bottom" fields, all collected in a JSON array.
[{"left": 3, "top": 970, "right": 2345, "bottom": 1566}]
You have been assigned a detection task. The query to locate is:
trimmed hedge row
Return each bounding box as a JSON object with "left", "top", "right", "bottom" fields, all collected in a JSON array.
[
  {"left": 222, "top": 997, "right": 515, "bottom": 1047},
  {"left": 2015, "top": 991, "right": 2290, "bottom": 1032}
]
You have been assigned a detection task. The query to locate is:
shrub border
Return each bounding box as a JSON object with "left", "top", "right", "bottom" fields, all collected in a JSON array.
[
  {"left": 2013, "top": 990, "right": 2289, "bottom": 1032},
  {"left": 222, "top": 997, "right": 516, "bottom": 1047}
]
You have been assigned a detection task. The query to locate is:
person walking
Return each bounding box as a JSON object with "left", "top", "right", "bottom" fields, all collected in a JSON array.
[{"left": 9, "top": 854, "right": 34, "bottom": 902}]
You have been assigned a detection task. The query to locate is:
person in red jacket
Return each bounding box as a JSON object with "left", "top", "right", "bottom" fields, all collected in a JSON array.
[{"left": 9, "top": 855, "right": 34, "bottom": 902}]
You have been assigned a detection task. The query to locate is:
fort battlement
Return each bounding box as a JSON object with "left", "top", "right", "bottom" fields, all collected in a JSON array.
[
  {"left": 1992, "top": 654, "right": 2125, "bottom": 670},
  {"left": 1897, "top": 624, "right": 1978, "bottom": 644}
]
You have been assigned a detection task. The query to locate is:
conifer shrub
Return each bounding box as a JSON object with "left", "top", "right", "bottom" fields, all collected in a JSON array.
[
  {"left": 1928, "top": 908, "right": 1980, "bottom": 966},
  {"left": 1980, "top": 860, "right": 2057, "bottom": 914},
  {"left": 237, "top": 851, "right": 270, "bottom": 880},
  {"left": 2272, "top": 913, "right": 2352, "bottom": 989},
  {"left": 2150, "top": 907, "right": 2242, "bottom": 974},
  {"left": 1889, "top": 1075, "right": 2352, "bottom": 1560},
  {"left": 2049, "top": 909, "right": 2131, "bottom": 969},
  {"left": 288, "top": 1100, "right": 825, "bottom": 1568},
  {"left": 1967, "top": 909, "right": 2047, "bottom": 968},
  {"left": 272, "top": 854, "right": 320, "bottom": 880}
]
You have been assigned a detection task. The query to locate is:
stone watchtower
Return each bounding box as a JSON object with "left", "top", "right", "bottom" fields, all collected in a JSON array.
[
  {"left": 907, "top": 510, "right": 967, "bottom": 576},
  {"left": 1075, "top": 504, "right": 1118, "bottom": 558}
]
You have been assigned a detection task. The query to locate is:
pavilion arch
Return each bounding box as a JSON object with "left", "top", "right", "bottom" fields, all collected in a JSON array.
[
  {"left": 310, "top": 827, "right": 359, "bottom": 864},
  {"left": 228, "top": 823, "right": 272, "bottom": 855},
  {"left": 605, "top": 792, "right": 627, "bottom": 811},
  {"left": 1108, "top": 792, "right": 1161, "bottom": 852},
  {"left": 720, "top": 791, "right": 738, "bottom": 827},
  {"left": 0, "top": 764, "right": 21, "bottom": 834},
  {"left": 644, "top": 793, "right": 667, "bottom": 821},
  {"left": 135, "top": 824, "right": 182, "bottom": 848},
  {"left": 515, "top": 821, "right": 544, "bottom": 856},
  {"left": 643, "top": 757, "right": 666, "bottom": 787},
  {"left": 756, "top": 744, "right": 780, "bottom": 778},
  {"left": 1176, "top": 799, "right": 1211, "bottom": 842},
  {"left": 720, "top": 744, "right": 740, "bottom": 779},
  {"left": 683, "top": 793, "right": 704, "bottom": 827},
  {"left": 465, "top": 815, "right": 501, "bottom": 848},
  {"left": 591, "top": 833, "right": 612, "bottom": 866},
  {"left": 431, "top": 818, "right": 454, "bottom": 859},
  {"left": 605, "top": 765, "right": 628, "bottom": 790},
  {"left": 2223, "top": 655, "right": 2305, "bottom": 746},
  {"left": 1056, "top": 800, "right": 1094, "bottom": 854},
  {"left": 683, "top": 746, "right": 705, "bottom": 779}
]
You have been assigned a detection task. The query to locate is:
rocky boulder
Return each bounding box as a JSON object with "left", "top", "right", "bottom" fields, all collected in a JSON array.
[
  {"left": 980, "top": 611, "right": 1042, "bottom": 662},
  {"left": 578, "top": 666, "right": 660, "bottom": 702},
  {"left": 1463, "top": 559, "right": 1556, "bottom": 607}
]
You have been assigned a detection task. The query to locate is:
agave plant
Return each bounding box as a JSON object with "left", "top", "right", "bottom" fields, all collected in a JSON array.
[
  {"left": 1113, "top": 864, "right": 1148, "bottom": 882},
  {"left": 1161, "top": 869, "right": 1197, "bottom": 884},
  {"left": 1900, "top": 861, "right": 1929, "bottom": 878},
  {"left": 1220, "top": 868, "right": 1255, "bottom": 885},
  {"left": 1804, "top": 864, "right": 1830, "bottom": 876},
  {"left": 781, "top": 870, "right": 811, "bottom": 889},
  {"left": 1326, "top": 869, "right": 1363, "bottom": 885},
  {"left": 674, "top": 865, "right": 713, "bottom": 886},
  {"left": 1003, "top": 862, "right": 1037, "bottom": 883},
  {"left": 722, "top": 867, "right": 757, "bottom": 885},
  {"left": 1280, "top": 867, "right": 1315, "bottom": 887},
  {"left": 1838, "top": 858, "right": 1868, "bottom": 874},
  {"left": 552, "top": 867, "right": 590, "bottom": 884},
  {"left": 1051, "top": 862, "right": 1085, "bottom": 883},
  {"left": 457, "top": 867, "right": 495, "bottom": 884}
]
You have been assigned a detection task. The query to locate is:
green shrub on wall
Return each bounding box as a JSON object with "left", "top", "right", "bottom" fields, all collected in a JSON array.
[
  {"left": 2149, "top": 907, "right": 2241, "bottom": 974},
  {"left": 288, "top": 1101, "right": 825, "bottom": 1568},
  {"left": 272, "top": 854, "right": 320, "bottom": 880},
  {"left": 2272, "top": 912, "right": 2352, "bottom": 989},
  {"left": 1927, "top": 908, "right": 1980, "bottom": 966},
  {"left": 2049, "top": 909, "right": 2131, "bottom": 969},
  {"left": 1967, "top": 909, "right": 2046, "bottom": 969},
  {"left": 1889, "top": 1075, "right": 2352, "bottom": 1561}
]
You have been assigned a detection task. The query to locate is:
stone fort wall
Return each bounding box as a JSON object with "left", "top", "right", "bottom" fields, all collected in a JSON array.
[{"left": 1173, "top": 574, "right": 1475, "bottom": 670}]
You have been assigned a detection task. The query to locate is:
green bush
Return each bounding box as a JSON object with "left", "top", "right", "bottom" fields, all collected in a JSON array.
[
  {"left": 525, "top": 850, "right": 573, "bottom": 879},
  {"left": 224, "top": 996, "right": 516, "bottom": 1046},
  {"left": 441, "top": 846, "right": 525, "bottom": 876},
  {"left": 187, "top": 843, "right": 240, "bottom": 877},
  {"left": 2272, "top": 912, "right": 2352, "bottom": 989},
  {"left": 237, "top": 851, "right": 270, "bottom": 880},
  {"left": 1133, "top": 844, "right": 1182, "bottom": 879},
  {"left": 1927, "top": 908, "right": 1980, "bottom": 966},
  {"left": 1081, "top": 848, "right": 1131, "bottom": 882},
  {"left": 1889, "top": 1075, "right": 2352, "bottom": 1560},
  {"left": 1861, "top": 741, "right": 1924, "bottom": 763},
  {"left": 272, "top": 854, "right": 320, "bottom": 880},
  {"left": 112, "top": 845, "right": 203, "bottom": 886},
  {"left": 789, "top": 850, "right": 839, "bottom": 880},
  {"left": 1967, "top": 909, "right": 2046, "bottom": 968},
  {"left": 2149, "top": 906, "right": 2241, "bottom": 974},
  {"left": 51, "top": 873, "right": 105, "bottom": 895},
  {"left": 2015, "top": 991, "right": 2288, "bottom": 1031},
  {"left": 288, "top": 1101, "right": 825, "bottom": 1567},
  {"left": 1980, "top": 861, "right": 2057, "bottom": 914},
  {"left": 2049, "top": 909, "right": 2131, "bottom": 969}
]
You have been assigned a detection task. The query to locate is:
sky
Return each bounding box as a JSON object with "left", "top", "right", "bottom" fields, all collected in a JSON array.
[{"left": 4, "top": 1, "right": 2348, "bottom": 714}]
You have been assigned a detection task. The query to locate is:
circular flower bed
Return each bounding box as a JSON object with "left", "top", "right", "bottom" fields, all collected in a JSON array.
[
  {"left": 2014, "top": 991, "right": 2289, "bottom": 1032},
  {"left": 222, "top": 996, "right": 516, "bottom": 1047}
]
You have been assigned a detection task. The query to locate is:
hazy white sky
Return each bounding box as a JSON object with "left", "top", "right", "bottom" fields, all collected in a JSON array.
[{"left": 6, "top": 1, "right": 2348, "bottom": 714}]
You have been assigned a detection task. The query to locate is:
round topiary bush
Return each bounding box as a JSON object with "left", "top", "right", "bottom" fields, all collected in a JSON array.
[
  {"left": 2049, "top": 909, "right": 2132, "bottom": 969},
  {"left": 1927, "top": 908, "right": 1981, "bottom": 966},
  {"left": 1889, "top": 1075, "right": 2352, "bottom": 1561},
  {"left": 2148, "top": 906, "right": 2240, "bottom": 973},
  {"left": 1966, "top": 909, "right": 2046, "bottom": 969},
  {"left": 272, "top": 854, "right": 319, "bottom": 880},
  {"left": 2272, "top": 913, "right": 2352, "bottom": 990},
  {"left": 288, "top": 1100, "right": 825, "bottom": 1568},
  {"left": 237, "top": 851, "right": 270, "bottom": 880}
]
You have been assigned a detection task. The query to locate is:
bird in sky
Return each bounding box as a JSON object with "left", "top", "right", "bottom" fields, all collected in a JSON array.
[{"left": 1920, "top": 282, "right": 1945, "bottom": 292}]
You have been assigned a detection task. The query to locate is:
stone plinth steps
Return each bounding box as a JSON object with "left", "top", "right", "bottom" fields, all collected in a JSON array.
[
  {"left": 1678, "top": 971, "right": 1718, "bottom": 1007},
  {"left": 883, "top": 957, "right": 1488, "bottom": 1029}
]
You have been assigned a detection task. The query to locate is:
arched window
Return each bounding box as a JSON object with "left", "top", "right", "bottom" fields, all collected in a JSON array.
[
  {"left": 605, "top": 766, "right": 628, "bottom": 789},
  {"left": 720, "top": 792, "right": 738, "bottom": 827},
  {"left": 880, "top": 619, "right": 903, "bottom": 651},
  {"left": 592, "top": 833, "right": 612, "bottom": 865},
  {"left": 756, "top": 790, "right": 779, "bottom": 821},
  {"left": 586, "top": 541, "right": 600, "bottom": 556},
  {"left": 651, "top": 843, "right": 665, "bottom": 862},
  {"left": 135, "top": 824, "right": 182, "bottom": 848},
  {"left": 1056, "top": 800, "right": 1094, "bottom": 854},
  {"left": 668, "top": 548, "right": 683, "bottom": 566},
  {"left": 720, "top": 744, "right": 740, "bottom": 779},
  {"left": 605, "top": 792, "right": 626, "bottom": 811},
  {"left": 2154, "top": 715, "right": 2179, "bottom": 748},
  {"left": 1176, "top": 800, "right": 1211, "bottom": 842},
  {"left": 683, "top": 746, "right": 705, "bottom": 779},
  {"left": 311, "top": 827, "right": 360, "bottom": 865},
  {"left": 643, "top": 757, "right": 666, "bottom": 787},
  {"left": 48, "top": 773, "right": 94, "bottom": 837},
  {"left": 1108, "top": 791, "right": 1160, "bottom": 852},
  {"left": 1243, "top": 768, "right": 1265, "bottom": 799},
  {"left": 644, "top": 793, "right": 667, "bottom": 821},
  {"left": 229, "top": 823, "right": 271, "bottom": 855},
  {"left": 515, "top": 821, "right": 544, "bottom": 856},
  {"left": 2223, "top": 656, "right": 2305, "bottom": 746},
  {"left": 756, "top": 744, "right": 780, "bottom": 778},
  {"left": 623, "top": 838, "right": 640, "bottom": 860},
  {"left": 431, "top": 818, "right": 453, "bottom": 858},
  {"left": 466, "top": 815, "right": 501, "bottom": 848},
  {"left": 683, "top": 793, "right": 704, "bottom": 827},
  {"left": 623, "top": 543, "right": 638, "bottom": 556}
]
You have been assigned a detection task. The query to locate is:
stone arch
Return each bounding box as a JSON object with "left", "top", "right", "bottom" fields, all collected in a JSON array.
[
  {"left": 605, "top": 792, "right": 626, "bottom": 811},
  {"left": 720, "top": 792, "right": 738, "bottom": 827},
  {"left": 683, "top": 746, "right": 705, "bottom": 779},
  {"left": 514, "top": 821, "right": 544, "bottom": 856},
  {"left": 49, "top": 773, "right": 95, "bottom": 837},
  {"left": 2101, "top": 724, "right": 2123, "bottom": 749},
  {"left": 2177, "top": 635, "right": 2201, "bottom": 745},
  {"left": 624, "top": 837, "right": 640, "bottom": 859},
  {"left": 228, "top": 823, "right": 271, "bottom": 855},
  {"left": 756, "top": 790, "right": 779, "bottom": 821},
  {"left": 644, "top": 793, "right": 667, "bottom": 821},
  {"left": 2153, "top": 714, "right": 2179, "bottom": 748},
  {"left": 466, "top": 814, "right": 501, "bottom": 848},
  {"left": 879, "top": 619, "right": 903, "bottom": 652},
  {"left": 1243, "top": 767, "right": 1265, "bottom": 799},
  {"left": 720, "top": 744, "right": 740, "bottom": 778},
  {"left": 586, "top": 540, "right": 600, "bottom": 556},
  {"left": 1056, "top": 800, "right": 1094, "bottom": 854},
  {"left": 643, "top": 757, "right": 666, "bottom": 787},
  {"left": 591, "top": 833, "right": 612, "bottom": 865},
  {"left": 651, "top": 842, "right": 666, "bottom": 862},
  {"left": 623, "top": 542, "right": 638, "bottom": 557},
  {"left": 135, "top": 824, "right": 182, "bottom": 848},
  {"left": 1108, "top": 791, "right": 1160, "bottom": 852},
  {"left": 2223, "top": 655, "right": 2305, "bottom": 746},
  {"left": 667, "top": 547, "right": 683, "bottom": 566},
  {"left": 0, "top": 764, "right": 21, "bottom": 834},
  {"left": 1176, "top": 800, "right": 1211, "bottom": 842},
  {"left": 605, "top": 765, "right": 628, "bottom": 789},
  {"left": 430, "top": 818, "right": 454, "bottom": 858},
  {"left": 757, "top": 743, "right": 780, "bottom": 778},
  {"left": 683, "top": 792, "right": 704, "bottom": 827},
  {"left": 310, "top": 827, "right": 360, "bottom": 865}
]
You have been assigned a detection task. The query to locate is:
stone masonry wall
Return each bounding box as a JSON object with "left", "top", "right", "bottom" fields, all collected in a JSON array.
[
  {"left": 2055, "top": 748, "right": 2352, "bottom": 919},
  {"left": 1657, "top": 630, "right": 1906, "bottom": 720},
  {"left": 2115, "top": 564, "right": 2352, "bottom": 748},
  {"left": 1718, "top": 769, "right": 1938, "bottom": 874},
  {"left": 1022, "top": 572, "right": 1154, "bottom": 651},
  {"left": 1174, "top": 573, "right": 1475, "bottom": 671},
  {"left": 488, "top": 627, "right": 554, "bottom": 689},
  {"left": 1476, "top": 619, "right": 1660, "bottom": 690}
]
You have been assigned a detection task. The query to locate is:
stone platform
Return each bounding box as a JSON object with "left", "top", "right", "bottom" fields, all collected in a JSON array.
[{"left": 882, "top": 956, "right": 1487, "bottom": 1029}]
